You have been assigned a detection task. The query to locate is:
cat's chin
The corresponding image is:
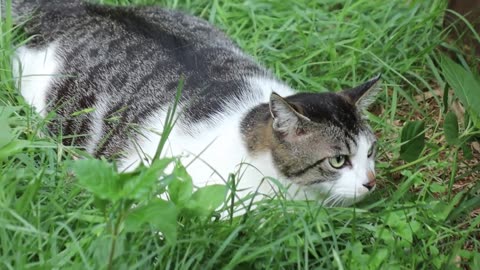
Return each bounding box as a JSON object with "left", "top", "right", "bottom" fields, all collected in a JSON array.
[
  {"left": 308, "top": 183, "right": 372, "bottom": 207},
  {"left": 283, "top": 182, "right": 372, "bottom": 207}
]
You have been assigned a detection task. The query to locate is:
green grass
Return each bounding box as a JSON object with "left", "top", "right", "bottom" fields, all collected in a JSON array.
[{"left": 1, "top": 0, "right": 480, "bottom": 269}]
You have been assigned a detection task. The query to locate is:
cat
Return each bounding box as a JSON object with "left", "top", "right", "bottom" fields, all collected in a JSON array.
[{"left": 7, "top": 0, "right": 380, "bottom": 207}]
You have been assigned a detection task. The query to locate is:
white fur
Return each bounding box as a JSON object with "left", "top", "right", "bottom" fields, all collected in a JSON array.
[
  {"left": 85, "top": 94, "right": 109, "bottom": 154},
  {"left": 119, "top": 76, "right": 295, "bottom": 201},
  {"left": 13, "top": 44, "right": 61, "bottom": 117},
  {"left": 315, "top": 134, "right": 375, "bottom": 206}
]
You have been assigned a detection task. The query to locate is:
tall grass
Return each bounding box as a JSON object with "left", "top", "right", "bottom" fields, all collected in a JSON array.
[{"left": 1, "top": 0, "right": 479, "bottom": 269}]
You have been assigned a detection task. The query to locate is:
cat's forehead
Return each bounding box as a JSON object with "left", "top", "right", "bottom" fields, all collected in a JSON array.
[
  {"left": 287, "top": 92, "right": 362, "bottom": 133},
  {"left": 334, "top": 129, "right": 376, "bottom": 152}
]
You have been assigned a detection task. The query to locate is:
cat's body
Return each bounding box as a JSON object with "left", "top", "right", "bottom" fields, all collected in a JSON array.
[{"left": 9, "top": 0, "right": 379, "bottom": 206}]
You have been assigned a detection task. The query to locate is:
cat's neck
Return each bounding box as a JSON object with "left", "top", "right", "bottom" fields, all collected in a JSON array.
[
  {"left": 240, "top": 103, "right": 275, "bottom": 154},
  {"left": 239, "top": 76, "right": 296, "bottom": 153}
]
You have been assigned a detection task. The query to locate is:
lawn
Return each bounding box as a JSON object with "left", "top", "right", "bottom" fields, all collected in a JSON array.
[{"left": 1, "top": 0, "right": 479, "bottom": 269}]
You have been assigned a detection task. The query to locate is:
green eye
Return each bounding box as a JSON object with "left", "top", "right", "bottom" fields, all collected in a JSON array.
[
  {"left": 367, "top": 146, "right": 375, "bottom": 158},
  {"left": 329, "top": 155, "right": 346, "bottom": 169}
]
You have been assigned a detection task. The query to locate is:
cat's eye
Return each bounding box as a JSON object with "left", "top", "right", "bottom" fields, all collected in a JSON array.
[
  {"left": 328, "top": 155, "right": 347, "bottom": 169},
  {"left": 367, "top": 145, "right": 375, "bottom": 158}
]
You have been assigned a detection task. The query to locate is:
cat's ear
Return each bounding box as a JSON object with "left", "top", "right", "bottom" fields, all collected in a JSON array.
[
  {"left": 269, "top": 92, "right": 310, "bottom": 140},
  {"left": 341, "top": 74, "right": 382, "bottom": 110}
]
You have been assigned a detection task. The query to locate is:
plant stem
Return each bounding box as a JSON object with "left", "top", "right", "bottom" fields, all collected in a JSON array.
[
  {"left": 389, "top": 145, "right": 447, "bottom": 173},
  {"left": 447, "top": 148, "right": 459, "bottom": 200},
  {"left": 107, "top": 203, "right": 124, "bottom": 270}
]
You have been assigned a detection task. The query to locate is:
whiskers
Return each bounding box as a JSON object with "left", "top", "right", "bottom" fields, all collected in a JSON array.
[
  {"left": 322, "top": 193, "right": 345, "bottom": 206},
  {"left": 322, "top": 191, "right": 361, "bottom": 207}
]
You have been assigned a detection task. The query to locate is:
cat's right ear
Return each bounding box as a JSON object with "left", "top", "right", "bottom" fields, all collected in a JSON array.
[
  {"left": 341, "top": 74, "right": 382, "bottom": 111},
  {"left": 269, "top": 92, "right": 310, "bottom": 140}
]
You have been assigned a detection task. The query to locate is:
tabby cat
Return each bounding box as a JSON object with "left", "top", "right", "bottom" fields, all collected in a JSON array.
[{"left": 7, "top": 0, "right": 380, "bottom": 206}]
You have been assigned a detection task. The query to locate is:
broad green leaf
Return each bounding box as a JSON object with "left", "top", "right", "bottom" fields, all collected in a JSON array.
[
  {"left": 16, "top": 174, "right": 42, "bottom": 213},
  {"left": 429, "top": 182, "right": 446, "bottom": 193},
  {"left": 462, "top": 143, "right": 473, "bottom": 160},
  {"left": 93, "top": 196, "right": 109, "bottom": 213},
  {"left": 185, "top": 184, "right": 227, "bottom": 216},
  {"left": 0, "top": 115, "right": 14, "bottom": 149},
  {"left": 400, "top": 121, "right": 425, "bottom": 162},
  {"left": 369, "top": 248, "right": 389, "bottom": 269},
  {"left": 441, "top": 56, "right": 480, "bottom": 118},
  {"left": 72, "top": 159, "right": 122, "bottom": 202},
  {"left": 409, "top": 220, "right": 421, "bottom": 234},
  {"left": 0, "top": 106, "right": 17, "bottom": 118},
  {"left": 124, "top": 199, "right": 177, "bottom": 244},
  {"left": 447, "top": 191, "right": 479, "bottom": 221},
  {"left": 0, "top": 140, "right": 30, "bottom": 161},
  {"left": 385, "top": 212, "right": 406, "bottom": 231},
  {"left": 473, "top": 250, "right": 480, "bottom": 268},
  {"left": 432, "top": 192, "right": 463, "bottom": 221},
  {"left": 91, "top": 234, "right": 125, "bottom": 266},
  {"left": 168, "top": 163, "right": 193, "bottom": 206},
  {"left": 343, "top": 242, "right": 369, "bottom": 266},
  {"left": 443, "top": 111, "right": 459, "bottom": 146},
  {"left": 375, "top": 228, "right": 395, "bottom": 246},
  {"left": 122, "top": 158, "right": 173, "bottom": 199},
  {"left": 471, "top": 111, "right": 480, "bottom": 129},
  {"left": 396, "top": 224, "right": 412, "bottom": 243}
]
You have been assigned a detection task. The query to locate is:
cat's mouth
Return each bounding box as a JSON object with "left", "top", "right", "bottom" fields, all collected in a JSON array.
[{"left": 304, "top": 180, "right": 373, "bottom": 207}]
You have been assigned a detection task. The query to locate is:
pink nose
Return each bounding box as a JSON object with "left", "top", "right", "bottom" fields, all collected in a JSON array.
[{"left": 362, "top": 171, "right": 376, "bottom": 191}]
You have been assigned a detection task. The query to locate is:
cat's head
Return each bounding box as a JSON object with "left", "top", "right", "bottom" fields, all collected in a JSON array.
[{"left": 268, "top": 75, "right": 381, "bottom": 206}]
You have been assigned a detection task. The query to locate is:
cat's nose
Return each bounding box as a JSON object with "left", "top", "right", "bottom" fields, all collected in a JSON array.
[{"left": 362, "top": 170, "right": 376, "bottom": 191}]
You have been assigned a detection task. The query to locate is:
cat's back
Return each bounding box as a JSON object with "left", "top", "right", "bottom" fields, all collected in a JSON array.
[
  {"left": 13, "top": 0, "right": 281, "bottom": 160},
  {"left": 19, "top": 0, "right": 266, "bottom": 96},
  {"left": 21, "top": 0, "right": 233, "bottom": 49}
]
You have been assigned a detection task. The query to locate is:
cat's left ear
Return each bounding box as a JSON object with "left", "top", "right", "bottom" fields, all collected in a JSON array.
[
  {"left": 341, "top": 74, "right": 382, "bottom": 110},
  {"left": 269, "top": 92, "right": 310, "bottom": 140}
]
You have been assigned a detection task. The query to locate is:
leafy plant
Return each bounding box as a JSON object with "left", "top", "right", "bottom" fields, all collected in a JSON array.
[
  {"left": 440, "top": 55, "right": 480, "bottom": 146},
  {"left": 0, "top": 107, "right": 30, "bottom": 160},
  {"left": 399, "top": 120, "right": 425, "bottom": 162},
  {"left": 72, "top": 157, "right": 227, "bottom": 269},
  {"left": 444, "top": 111, "right": 459, "bottom": 146}
]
